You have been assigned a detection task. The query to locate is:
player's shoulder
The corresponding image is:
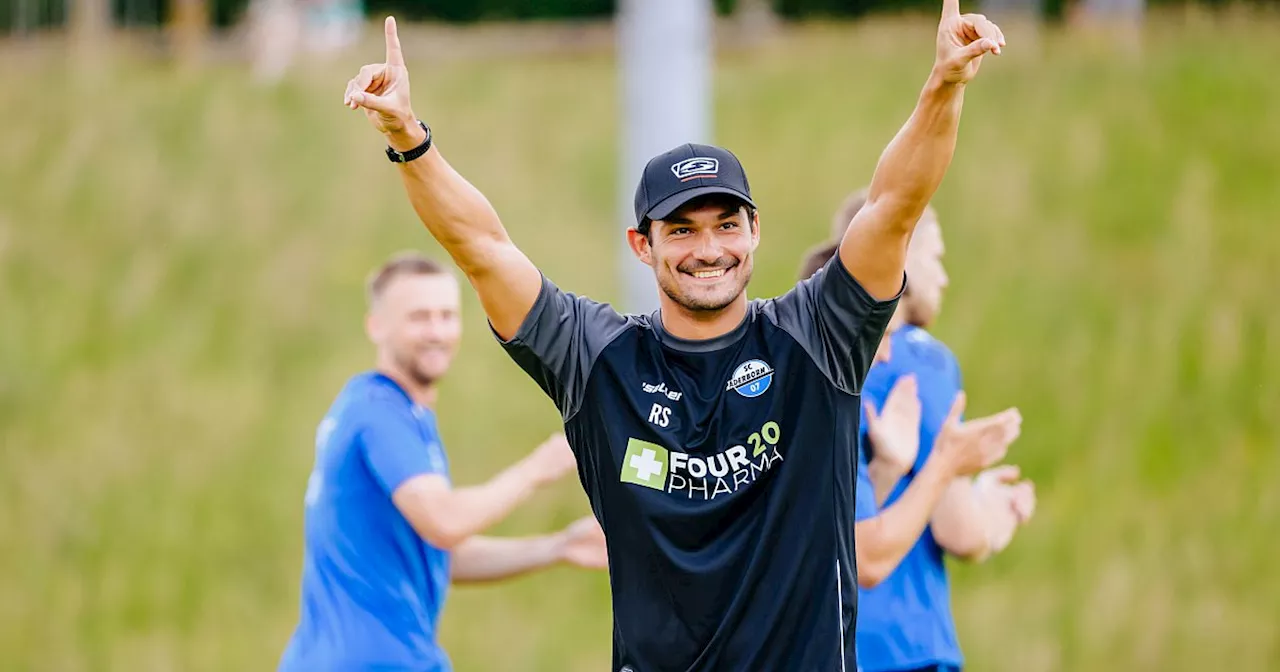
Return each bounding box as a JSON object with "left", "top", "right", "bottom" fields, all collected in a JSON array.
[
  {"left": 336, "top": 372, "right": 427, "bottom": 423},
  {"left": 541, "top": 273, "right": 646, "bottom": 323},
  {"left": 748, "top": 284, "right": 807, "bottom": 327},
  {"left": 744, "top": 297, "right": 811, "bottom": 348},
  {"left": 341, "top": 371, "right": 405, "bottom": 401},
  {"left": 535, "top": 272, "right": 651, "bottom": 339},
  {"left": 751, "top": 254, "right": 859, "bottom": 330},
  {"left": 891, "top": 325, "right": 958, "bottom": 371}
]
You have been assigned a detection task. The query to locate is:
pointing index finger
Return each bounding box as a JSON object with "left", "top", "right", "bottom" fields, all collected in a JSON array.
[{"left": 384, "top": 16, "right": 405, "bottom": 67}]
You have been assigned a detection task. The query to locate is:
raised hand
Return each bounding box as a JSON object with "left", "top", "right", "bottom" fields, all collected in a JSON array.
[
  {"left": 934, "top": 0, "right": 1006, "bottom": 85},
  {"left": 864, "top": 375, "right": 922, "bottom": 474},
  {"left": 934, "top": 392, "right": 1022, "bottom": 477},
  {"left": 974, "top": 464, "right": 1024, "bottom": 496},
  {"left": 973, "top": 465, "right": 1027, "bottom": 552},
  {"left": 977, "top": 465, "right": 1039, "bottom": 524},
  {"left": 1007, "top": 478, "right": 1036, "bottom": 524},
  {"left": 343, "top": 16, "right": 421, "bottom": 147}
]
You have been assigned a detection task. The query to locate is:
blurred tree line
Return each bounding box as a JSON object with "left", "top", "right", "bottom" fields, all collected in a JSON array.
[{"left": 15, "top": 0, "right": 1242, "bottom": 33}]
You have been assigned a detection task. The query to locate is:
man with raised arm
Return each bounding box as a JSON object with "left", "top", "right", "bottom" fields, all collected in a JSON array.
[{"left": 343, "top": 5, "right": 1009, "bottom": 669}]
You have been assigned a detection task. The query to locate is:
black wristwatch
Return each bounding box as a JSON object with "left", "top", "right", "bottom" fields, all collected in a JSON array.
[{"left": 385, "top": 120, "right": 432, "bottom": 163}]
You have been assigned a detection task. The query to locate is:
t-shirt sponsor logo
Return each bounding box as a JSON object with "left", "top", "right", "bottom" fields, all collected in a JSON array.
[{"left": 620, "top": 421, "right": 783, "bottom": 500}]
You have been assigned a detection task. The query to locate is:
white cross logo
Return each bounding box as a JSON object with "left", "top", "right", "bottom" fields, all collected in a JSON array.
[{"left": 629, "top": 449, "right": 663, "bottom": 483}]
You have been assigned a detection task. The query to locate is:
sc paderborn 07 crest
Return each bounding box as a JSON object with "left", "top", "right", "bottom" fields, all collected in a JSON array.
[{"left": 726, "top": 359, "right": 774, "bottom": 398}]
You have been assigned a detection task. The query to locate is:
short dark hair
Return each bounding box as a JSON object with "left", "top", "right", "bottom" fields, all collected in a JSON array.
[
  {"left": 366, "top": 251, "right": 450, "bottom": 305},
  {"left": 636, "top": 193, "right": 758, "bottom": 238},
  {"left": 798, "top": 240, "right": 840, "bottom": 281}
]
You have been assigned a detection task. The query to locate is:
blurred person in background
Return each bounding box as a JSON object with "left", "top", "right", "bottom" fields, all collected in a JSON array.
[
  {"left": 302, "top": 0, "right": 364, "bottom": 54},
  {"left": 796, "top": 244, "right": 1018, "bottom": 593},
  {"left": 827, "top": 191, "right": 1037, "bottom": 672},
  {"left": 340, "top": 4, "right": 1009, "bottom": 668},
  {"left": 248, "top": 0, "right": 363, "bottom": 84},
  {"left": 247, "top": 0, "right": 302, "bottom": 83},
  {"left": 277, "top": 251, "right": 608, "bottom": 672}
]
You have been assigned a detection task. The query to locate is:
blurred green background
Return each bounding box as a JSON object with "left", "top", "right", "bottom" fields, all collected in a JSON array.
[{"left": 3, "top": 5, "right": 1279, "bottom": 671}]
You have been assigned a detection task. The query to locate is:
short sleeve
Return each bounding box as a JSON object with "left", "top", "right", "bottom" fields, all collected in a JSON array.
[
  {"left": 493, "top": 274, "right": 633, "bottom": 421},
  {"left": 359, "top": 403, "right": 446, "bottom": 497},
  {"left": 764, "top": 255, "right": 903, "bottom": 395}
]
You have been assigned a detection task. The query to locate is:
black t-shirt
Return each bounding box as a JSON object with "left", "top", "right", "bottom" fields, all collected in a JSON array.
[{"left": 497, "top": 256, "right": 901, "bottom": 672}]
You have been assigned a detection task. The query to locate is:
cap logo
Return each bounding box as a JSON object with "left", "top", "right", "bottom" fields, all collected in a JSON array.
[{"left": 671, "top": 157, "right": 719, "bottom": 181}]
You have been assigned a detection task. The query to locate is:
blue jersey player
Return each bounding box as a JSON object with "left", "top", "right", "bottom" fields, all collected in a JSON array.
[
  {"left": 342, "top": 3, "right": 1008, "bottom": 668},
  {"left": 278, "top": 253, "right": 608, "bottom": 672},
  {"left": 832, "top": 196, "right": 1037, "bottom": 672},
  {"left": 796, "top": 240, "right": 1021, "bottom": 596}
]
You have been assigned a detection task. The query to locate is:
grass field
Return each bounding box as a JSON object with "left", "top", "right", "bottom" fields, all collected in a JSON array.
[{"left": 2, "top": 6, "right": 1279, "bottom": 670}]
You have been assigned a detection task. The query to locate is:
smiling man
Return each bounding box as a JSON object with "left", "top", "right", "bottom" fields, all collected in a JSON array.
[
  {"left": 278, "top": 252, "right": 608, "bottom": 672},
  {"left": 341, "top": 2, "right": 1007, "bottom": 668}
]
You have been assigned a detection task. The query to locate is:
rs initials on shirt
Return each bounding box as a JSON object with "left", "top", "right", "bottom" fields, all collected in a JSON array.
[{"left": 647, "top": 403, "right": 671, "bottom": 428}]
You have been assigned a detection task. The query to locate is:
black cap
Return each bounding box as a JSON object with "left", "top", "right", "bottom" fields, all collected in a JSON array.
[{"left": 633, "top": 143, "right": 756, "bottom": 227}]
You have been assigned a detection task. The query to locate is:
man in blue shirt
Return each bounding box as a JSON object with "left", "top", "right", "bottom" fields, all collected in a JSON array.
[
  {"left": 278, "top": 252, "right": 608, "bottom": 672},
  {"left": 796, "top": 245, "right": 1022, "bottom": 598},
  {"left": 823, "top": 192, "right": 1038, "bottom": 672}
]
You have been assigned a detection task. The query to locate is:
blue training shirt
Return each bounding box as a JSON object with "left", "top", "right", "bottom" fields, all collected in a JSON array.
[
  {"left": 854, "top": 324, "right": 964, "bottom": 672},
  {"left": 279, "top": 371, "right": 453, "bottom": 672}
]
